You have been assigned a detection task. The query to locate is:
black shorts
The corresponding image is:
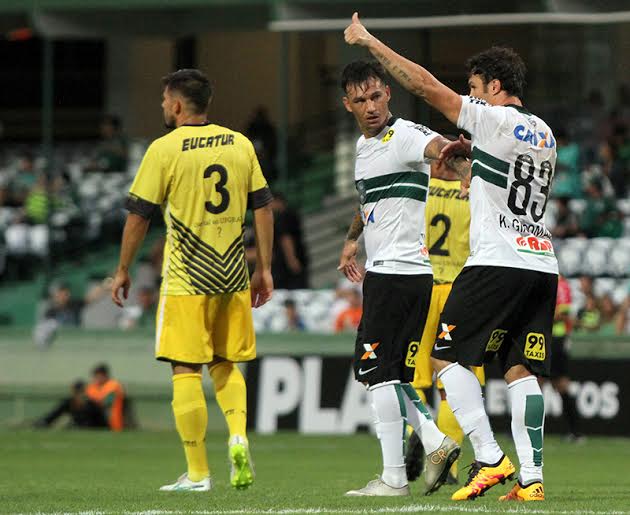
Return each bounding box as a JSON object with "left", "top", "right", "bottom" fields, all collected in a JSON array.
[
  {"left": 431, "top": 266, "right": 557, "bottom": 377},
  {"left": 353, "top": 271, "right": 432, "bottom": 386},
  {"left": 550, "top": 336, "right": 570, "bottom": 378}
]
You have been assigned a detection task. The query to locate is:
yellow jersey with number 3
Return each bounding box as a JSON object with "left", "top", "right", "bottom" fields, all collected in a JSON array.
[
  {"left": 126, "top": 123, "right": 272, "bottom": 296},
  {"left": 425, "top": 177, "right": 470, "bottom": 283}
]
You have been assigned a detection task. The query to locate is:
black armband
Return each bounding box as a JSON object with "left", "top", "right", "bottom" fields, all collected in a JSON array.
[
  {"left": 125, "top": 194, "right": 160, "bottom": 219},
  {"left": 248, "top": 186, "right": 273, "bottom": 210}
]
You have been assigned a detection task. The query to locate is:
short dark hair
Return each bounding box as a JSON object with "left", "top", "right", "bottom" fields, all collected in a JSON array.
[
  {"left": 92, "top": 363, "right": 110, "bottom": 377},
  {"left": 341, "top": 60, "right": 388, "bottom": 93},
  {"left": 466, "top": 46, "right": 526, "bottom": 99},
  {"left": 161, "top": 69, "right": 212, "bottom": 114}
]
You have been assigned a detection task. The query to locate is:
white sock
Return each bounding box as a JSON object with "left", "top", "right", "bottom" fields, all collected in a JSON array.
[
  {"left": 370, "top": 383, "right": 407, "bottom": 488},
  {"left": 400, "top": 384, "right": 445, "bottom": 454},
  {"left": 438, "top": 362, "right": 503, "bottom": 464},
  {"left": 508, "top": 375, "right": 544, "bottom": 484}
]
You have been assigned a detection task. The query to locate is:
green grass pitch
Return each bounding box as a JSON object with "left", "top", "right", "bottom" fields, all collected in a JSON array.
[{"left": 2, "top": 431, "right": 629, "bottom": 514}]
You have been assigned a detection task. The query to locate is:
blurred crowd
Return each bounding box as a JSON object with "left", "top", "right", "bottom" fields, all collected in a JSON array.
[
  {"left": 1, "top": 93, "right": 630, "bottom": 335},
  {"left": 0, "top": 115, "right": 133, "bottom": 281}
]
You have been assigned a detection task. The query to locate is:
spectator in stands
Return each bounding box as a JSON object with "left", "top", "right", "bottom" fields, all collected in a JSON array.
[
  {"left": 90, "top": 114, "right": 128, "bottom": 173},
  {"left": 330, "top": 278, "right": 360, "bottom": 323},
  {"left": 7, "top": 153, "right": 37, "bottom": 207},
  {"left": 43, "top": 282, "right": 84, "bottom": 327},
  {"left": 552, "top": 127, "right": 582, "bottom": 199},
  {"left": 334, "top": 288, "right": 362, "bottom": 333},
  {"left": 597, "top": 138, "right": 628, "bottom": 199},
  {"left": 5, "top": 174, "right": 76, "bottom": 260},
  {"left": 86, "top": 364, "right": 126, "bottom": 432},
  {"left": 34, "top": 380, "right": 108, "bottom": 429},
  {"left": 271, "top": 193, "right": 309, "bottom": 289},
  {"left": 615, "top": 285, "right": 630, "bottom": 335},
  {"left": 578, "top": 176, "right": 623, "bottom": 238},
  {"left": 551, "top": 197, "right": 579, "bottom": 239},
  {"left": 599, "top": 294, "right": 619, "bottom": 335},
  {"left": 573, "top": 89, "right": 607, "bottom": 163},
  {"left": 283, "top": 298, "right": 306, "bottom": 331},
  {"left": 575, "top": 294, "right": 601, "bottom": 333},
  {"left": 42, "top": 279, "right": 111, "bottom": 328},
  {"left": 119, "top": 285, "right": 157, "bottom": 330},
  {"left": 579, "top": 275, "right": 594, "bottom": 297},
  {"left": 246, "top": 106, "right": 277, "bottom": 184}
]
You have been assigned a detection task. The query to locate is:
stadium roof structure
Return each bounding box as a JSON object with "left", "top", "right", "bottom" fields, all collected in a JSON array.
[{"left": 2, "top": 0, "right": 630, "bottom": 38}]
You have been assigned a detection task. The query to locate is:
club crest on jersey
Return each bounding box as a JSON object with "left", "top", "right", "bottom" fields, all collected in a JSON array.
[
  {"left": 438, "top": 323, "right": 456, "bottom": 341},
  {"left": 513, "top": 125, "right": 556, "bottom": 148},
  {"left": 361, "top": 342, "right": 380, "bottom": 360},
  {"left": 515, "top": 236, "right": 554, "bottom": 257},
  {"left": 382, "top": 129, "right": 395, "bottom": 143}
]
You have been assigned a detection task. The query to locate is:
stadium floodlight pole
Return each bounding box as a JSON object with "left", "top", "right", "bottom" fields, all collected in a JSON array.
[{"left": 41, "top": 35, "right": 54, "bottom": 291}]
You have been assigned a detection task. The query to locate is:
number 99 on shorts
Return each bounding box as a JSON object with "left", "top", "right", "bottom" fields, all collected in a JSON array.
[
  {"left": 524, "top": 332, "right": 546, "bottom": 361},
  {"left": 406, "top": 341, "right": 420, "bottom": 368}
]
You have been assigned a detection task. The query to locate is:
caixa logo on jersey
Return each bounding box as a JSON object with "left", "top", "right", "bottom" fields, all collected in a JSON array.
[
  {"left": 515, "top": 235, "right": 554, "bottom": 256},
  {"left": 513, "top": 125, "right": 556, "bottom": 148}
]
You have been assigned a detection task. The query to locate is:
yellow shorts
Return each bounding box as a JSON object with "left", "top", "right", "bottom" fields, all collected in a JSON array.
[
  {"left": 155, "top": 289, "right": 255, "bottom": 364},
  {"left": 412, "top": 283, "right": 485, "bottom": 389}
]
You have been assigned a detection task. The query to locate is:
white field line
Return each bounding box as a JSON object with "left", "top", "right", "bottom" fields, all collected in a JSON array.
[{"left": 18, "top": 506, "right": 630, "bottom": 515}]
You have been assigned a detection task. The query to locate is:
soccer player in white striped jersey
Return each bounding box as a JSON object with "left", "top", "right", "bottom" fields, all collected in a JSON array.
[
  {"left": 345, "top": 13, "right": 557, "bottom": 502},
  {"left": 338, "top": 60, "right": 460, "bottom": 497}
]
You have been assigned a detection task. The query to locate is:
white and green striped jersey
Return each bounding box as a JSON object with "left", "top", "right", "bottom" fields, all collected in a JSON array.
[
  {"left": 354, "top": 117, "right": 438, "bottom": 275},
  {"left": 458, "top": 95, "right": 558, "bottom": 274}
]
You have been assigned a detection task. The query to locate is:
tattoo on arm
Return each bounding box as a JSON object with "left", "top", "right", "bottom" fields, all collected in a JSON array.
[
  {"left": 346, "top": 211, "right": 364, "bottom": 241},
  {"left": 374, "top": 50, "right": 414, "bottom": 88}
]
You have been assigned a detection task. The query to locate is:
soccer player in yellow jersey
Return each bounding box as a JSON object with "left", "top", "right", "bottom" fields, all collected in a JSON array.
[
  {"left": 111, "top": 69, "right": 274, "bottom": 492},
  {"left": 406, "top": 152, "right": 485, "bottom": 485}
]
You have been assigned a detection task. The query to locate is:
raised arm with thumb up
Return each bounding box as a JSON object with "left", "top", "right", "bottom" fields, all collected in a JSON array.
[{"left": 344, "top": 12, "right": 374, "bottom": 47}]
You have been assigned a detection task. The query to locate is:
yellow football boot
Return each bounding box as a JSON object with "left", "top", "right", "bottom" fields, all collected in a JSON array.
[
  {"left": 499, "top": 481, "right": 545, "bottom": 501},
  {"left": 451, "top": 455, "right": 516, "bottom": 500}
]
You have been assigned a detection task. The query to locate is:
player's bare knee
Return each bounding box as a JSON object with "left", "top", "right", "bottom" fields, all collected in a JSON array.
[
  {"left": 207, "top": 356, "right": 229, "bottom": 371},
  {"left": 431, "top": 356, "right": 451, "bottom": 374},
  {"left": 171, "top": 362, "right": 203, "bottom": 375},
  {"left": 504, "top": 364, "right": 533, "bottom": 384}
]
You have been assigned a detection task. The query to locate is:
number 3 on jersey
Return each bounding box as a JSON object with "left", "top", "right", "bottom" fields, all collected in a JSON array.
[{"left": 204, "top": 164, "right": 230, "bottom": 214}]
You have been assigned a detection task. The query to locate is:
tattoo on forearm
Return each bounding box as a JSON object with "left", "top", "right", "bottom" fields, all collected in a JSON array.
[
  {"left": 373, "top": 50, "right": 418, "bottom": 93},
  {"left": 346, "top": 211, "right": 364, "bottom": 241}
]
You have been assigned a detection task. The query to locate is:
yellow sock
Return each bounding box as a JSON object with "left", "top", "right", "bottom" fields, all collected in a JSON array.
[
  {"left": 415, "top": 388, "right": 427, "bottom": 404},
  {"left": 437, "top": 398, "right": 464, "bottom": 476},
  {"left": 172, "top": 373, "right": 209, "bottom": 482},
  {"left": 209, "top": 361, "right": 247, "bottom": 440}
]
